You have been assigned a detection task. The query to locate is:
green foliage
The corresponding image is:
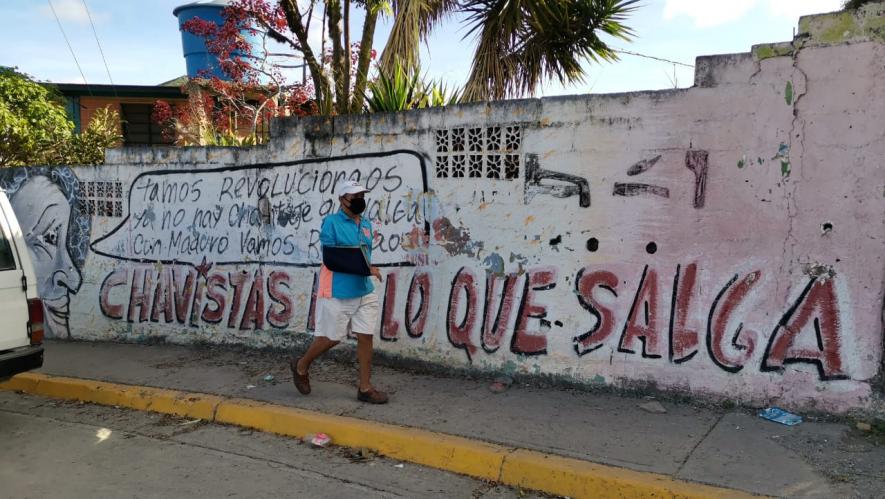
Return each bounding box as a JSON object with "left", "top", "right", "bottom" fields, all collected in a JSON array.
[
  {"left": 63, "top": 107, "right": 123, "bottom": 165},
  {"left": 364, "top": 61, "right": 424, "bottom": 112},
  {"left": 425, "top": 79, "right": 462, "bottom": 107},
  {"left": 0, "top": 67, "right": 73, "bottom": 167},
  {"left": 212, "top": 129, "right": 259, "bottom": 147},
  {"left": 0, "top": 67, "right": 121, "bottom": 167},
  {"left": 363, "top": 61, "right": 461, "bottom": 112},
  {"left": 843, "top": 0, "right": 876, "bottom": 9}
]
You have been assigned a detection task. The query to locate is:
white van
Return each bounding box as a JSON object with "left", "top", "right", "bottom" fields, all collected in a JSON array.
[{"left": 0, "top": 189, "right": 44, "bottom": 379}]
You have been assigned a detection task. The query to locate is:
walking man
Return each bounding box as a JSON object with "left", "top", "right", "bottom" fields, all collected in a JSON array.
[{"left": 291, "top": 179, "right": 389, "bottom": 404}]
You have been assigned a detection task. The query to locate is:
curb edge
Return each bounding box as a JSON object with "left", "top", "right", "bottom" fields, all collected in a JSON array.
[{"left": 0, "top": 373, "right": 762, "bottom": 499}]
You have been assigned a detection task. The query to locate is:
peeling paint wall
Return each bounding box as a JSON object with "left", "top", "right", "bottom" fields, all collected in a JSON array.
[{"left": 4, "top": 8, "right": 884, "bottom": 414}]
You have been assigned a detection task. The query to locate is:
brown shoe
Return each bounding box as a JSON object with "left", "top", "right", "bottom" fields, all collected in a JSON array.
[
  {"left": 357, "top": 387, "right": 389, "bottom": 404},
  {"left": 290, "top": 357, "right": 310, "bottom": 395}
]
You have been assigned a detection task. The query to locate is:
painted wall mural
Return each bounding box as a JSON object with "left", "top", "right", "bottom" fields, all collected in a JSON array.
[
  {"left": 3, "top": 33, "right": 883, "bottom": 414},
  {"left": 0, "top": 167, "right": 90, "bottom": 338},
  {"left": 91, "top": 151, "right": 428, "bottom": 267}
]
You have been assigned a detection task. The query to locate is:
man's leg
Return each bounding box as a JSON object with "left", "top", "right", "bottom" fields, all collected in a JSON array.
[
  {"left": 356, "top": 333, "right": 373, "bottom": 391},
  {"left": 297, "top": 337, "right": 339, "bottom": 374},
  {"left": 292, "top": 297, "right": 350, "bottom": 395},
  {"left": 355, "top": 332, "right": 386, "bottom": 403},
  {"left": 351, "top": 292, "right": 387, "bottom": 403}
]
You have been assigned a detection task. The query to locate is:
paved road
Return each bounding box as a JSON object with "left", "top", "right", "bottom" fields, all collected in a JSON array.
[{"left": 0, "top": 391, "right": 546, "bottom": 499}]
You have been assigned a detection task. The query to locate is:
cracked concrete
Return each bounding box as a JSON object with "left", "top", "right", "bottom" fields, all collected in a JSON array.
[{"left": 775, "top": 37, "right": 809, "bottom": 301}]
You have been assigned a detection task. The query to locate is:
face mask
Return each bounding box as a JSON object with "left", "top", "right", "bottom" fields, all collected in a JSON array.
[{"left": 348, "top": 198, "right": 366, "bottom": 215}]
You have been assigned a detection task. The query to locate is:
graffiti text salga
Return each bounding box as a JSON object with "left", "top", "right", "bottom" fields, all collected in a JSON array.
[{"left": 98, "top": 261, "right": 850, "bottom": 382}]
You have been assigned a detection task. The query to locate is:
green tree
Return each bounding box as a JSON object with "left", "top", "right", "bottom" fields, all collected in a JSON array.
[
  {"left": 0, "top": 67, "right": 121, "bottom": 167},
  {"left": 63, "top": 106, "right": 123, "bottom": 165},
  {"left": 0, "top": 67, "right": 73, "bottom": 167}
]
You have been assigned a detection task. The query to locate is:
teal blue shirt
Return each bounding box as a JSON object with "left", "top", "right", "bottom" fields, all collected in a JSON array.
[{"left": 318, "top": 211, "right": 374, "bottom": 299}]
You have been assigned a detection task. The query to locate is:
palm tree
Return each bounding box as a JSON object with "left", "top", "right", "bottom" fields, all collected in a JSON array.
[
  {"left": 217, "top": 0, "right": 638, "bottom": 111},
  {"left": 377, "top": 0, "right": 637, "bottom": 102},
  {"left": 377, "top": 0, "right": 459, "bottom": 75},
  {"left": 457, "top": 0, "right": 639, "bottom": 102}
]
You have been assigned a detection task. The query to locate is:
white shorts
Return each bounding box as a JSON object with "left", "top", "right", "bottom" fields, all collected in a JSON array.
[{"left": 314, "top": 292, "right": 380, "bottom": 341}]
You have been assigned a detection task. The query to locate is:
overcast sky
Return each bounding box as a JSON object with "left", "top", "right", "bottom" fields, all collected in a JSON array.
[{"left": 0, "top": 0, "right": 844, "bottom": 96}]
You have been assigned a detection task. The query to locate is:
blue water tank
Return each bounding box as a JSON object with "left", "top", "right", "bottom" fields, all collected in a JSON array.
[{"left": 173, "top": 0, "right": 265, "bottom": 80}]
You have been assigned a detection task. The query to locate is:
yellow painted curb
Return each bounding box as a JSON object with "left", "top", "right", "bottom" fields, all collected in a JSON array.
[
  {"left": 216, "top": 398, "right": 508, "bottom": 480},
  {"left": 0, "top": 373, "right": 762, "bottom": 499},
  {"left": 1, "top": 372, "right": 222, "bottom": 420},
  {"left": 501, "top": 449, "right": 756, "bottom": 499},
  {"left": 0, "top": 371, "right": 43, "bottom": 392}
]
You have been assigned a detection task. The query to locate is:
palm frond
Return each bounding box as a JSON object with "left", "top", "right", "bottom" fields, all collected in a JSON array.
[
  {"left": 379, "top": 0, "right": 459, "bottom": 74},
  {"left": 461, "top": 0, "right": 639, "bottom": 102}
]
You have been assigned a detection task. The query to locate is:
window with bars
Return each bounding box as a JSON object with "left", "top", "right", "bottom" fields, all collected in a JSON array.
[
  {"left": 121, "top": 104, "right": 172, "bottom": 146},
  {"left": 434, "top": 125, "right": 522, "bottom": 180}
]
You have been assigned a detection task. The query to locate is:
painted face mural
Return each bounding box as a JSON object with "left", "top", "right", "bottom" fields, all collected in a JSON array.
[{"left": 0, "top": 168, "right": 89, "bottom": 338}]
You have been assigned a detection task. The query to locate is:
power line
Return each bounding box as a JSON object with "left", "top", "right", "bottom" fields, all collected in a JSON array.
[
  {"left": 81, "top": 0, "right": 116, "bottom": 95},
  {"left": 46, "top": 0, "right": 91, "bottom": 94},
  {"left": 613, "top": 48, "right": 694, "bottom": 68}
]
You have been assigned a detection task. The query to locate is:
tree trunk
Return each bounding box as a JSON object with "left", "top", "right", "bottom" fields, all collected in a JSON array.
[
  {"left": 280, "top": 0, "right": 332, "bottom": 113},
  {"left": 186, "top": 81, "right": 212, "bottom": 146},
  {"left": 326, "top": 0, "right": 349, "bottom": 114},
  {"left": 350, "top": 8, "right": 379, "bottom": 114},
  {"left": 344, "top": 0, "right": 352, "bottom": 110}
]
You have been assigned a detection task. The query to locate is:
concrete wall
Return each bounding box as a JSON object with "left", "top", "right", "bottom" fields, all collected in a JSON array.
[{"left": 4, "top": 7, "right": 883, "bottom": 414}]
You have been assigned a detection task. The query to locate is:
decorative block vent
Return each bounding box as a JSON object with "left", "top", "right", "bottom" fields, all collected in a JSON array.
[
  {"left": 435, "top": 125, "right": 521, "bottom": 180},
  {"left": 80, "top": 181, "right": 124, "bottom": 217}
]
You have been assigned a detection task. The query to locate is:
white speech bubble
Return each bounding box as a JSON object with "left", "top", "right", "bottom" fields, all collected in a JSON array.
[{"left": 91, "top": 151, "right": 429, "bottom": 267}]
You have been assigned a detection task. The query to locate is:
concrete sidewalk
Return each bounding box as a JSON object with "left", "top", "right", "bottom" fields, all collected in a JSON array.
[{"left": 33, "top": 341, "right": 885, "bottom": 498}]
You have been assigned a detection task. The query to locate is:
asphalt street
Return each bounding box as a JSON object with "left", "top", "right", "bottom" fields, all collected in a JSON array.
[{"left": 0, "top": 391, "right": 547, "bottom": 499}]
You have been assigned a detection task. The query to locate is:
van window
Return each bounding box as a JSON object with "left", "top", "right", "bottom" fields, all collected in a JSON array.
[{"left": 0, "top": 227, "right": 16, "bottom": 270}]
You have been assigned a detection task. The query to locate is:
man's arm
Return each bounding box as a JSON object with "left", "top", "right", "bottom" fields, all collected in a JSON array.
[
  {"left": 319, "top": 217, "right": 335, "bottom": 248},
  {"left": 370, "top": 266, "right": 382, "bottom": 280},
  {"left": 367, "top": 220, "right": 382, "bottom": 280}
]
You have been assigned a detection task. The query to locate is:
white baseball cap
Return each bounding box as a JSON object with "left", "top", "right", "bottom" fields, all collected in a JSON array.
[{"left": 339, "top": 179, "right": 370, "bottom": 195}]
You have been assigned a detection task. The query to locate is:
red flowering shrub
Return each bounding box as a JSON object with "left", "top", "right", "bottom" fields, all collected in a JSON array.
[
  {"left": 168, "top": 0, "right": 321, "bottom": 145},
  {"left": 151, "top": 100, "right": 175, "bottom": 141},
  {"left": 285, "top": 82, "right": 319, "bottom": 117}
]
